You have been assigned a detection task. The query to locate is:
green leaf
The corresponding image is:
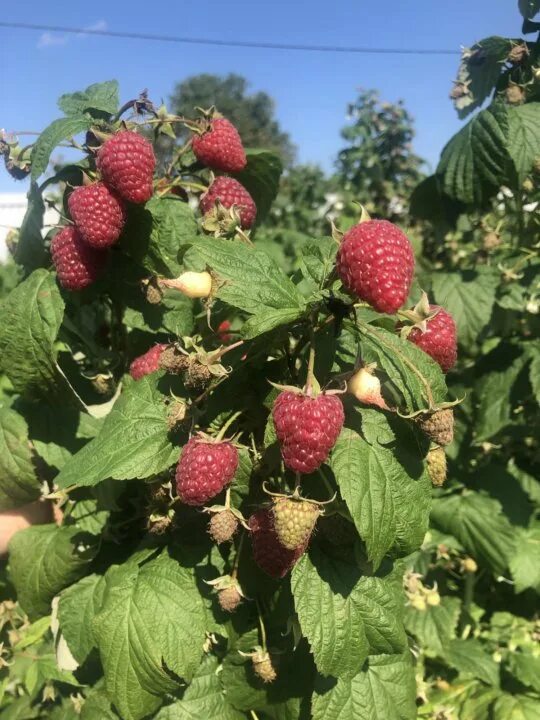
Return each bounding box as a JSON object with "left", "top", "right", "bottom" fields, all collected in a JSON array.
[
  {"left": 431, "top": 493, "right": 516, "bottom": 576},
  {"left": 491, "top": 693, "right": 540, "bottom": 720},
  {"left": 30, "top": 117, "right": 93, "bottom": 180},
  {"left": 0, "top": 270, "right": 64, "bottom": 397},
  {"left": 528, "top": 344, "right": 540, "bottom": 406},
  {"left": 185, "top": 237, "right": 306, "bottom": 324},
  {"left": 299, "top": 239, "right": 338, "bottom": 289},
  {"left": 453, "top": 37, "right": 514, "bottom": 119},
  {"left": 509, "top": 526, "right": 540, "bottom": 593},
  {"left": 155, "top": 655, "right": 244, "bottom": 720},
  {"left": 474, "top": 352, "right": 529, "bottom": 442},
  {"left": 242, "top": 307, "right": 306, "bottom": 339},
  {"left": 437, "top": 105, "right": 510, "bottom": 205},
  {"left": 8, "top": 525, "right": 95, "bottom": 619},
  {"left": 55, "top": 374, "right": 179, "bottom": 488},
  {"left": 431, "top": 269, "right": 498, "bottom": 347},
  {"left": 121, "top": 197, "right": 198, "bottom": 278},
  {"left": 58, "top": 574, "right": 106, "bottom": 663},
  {"left": 331, "top": 428, "right": 431, "bottom": 569},
  {"left": 14, "top": 183, "right": 48, "bottom": 272},
  {"left": 507, "top": 104, "right": 540, "bottom": 182},
  {"left": 58, "top": 80, "right": 119, "bottom": 118},
  {"left": 351, "top": 323, "right": 448, "bottom": 412},
  {"left": 93, "top": 551, "right": 206, "bottom": 720},
  {"left": 235, "top": 149, "right": 283, "bottom": 222},
  {"left": 445, "top": 639, "right": 499, "bottom": 686},
  {"left": 519, "top": 0, "right": 540, "bottom": 19},
  {"left": 508, "top": 653, "right": 540, "bottom": 692},
  {"left": 404, "top": 596, "right": 461, "bottom": 656},
  {"left": 80, "top": 688, "right": 120, "bottom": 720},
  {"left": 12, "top": 615, "right": 51, "bottom": 650},
  {"left": 292, "top": 547, "right": 407, "bottom": 680},
  {"left": 0, "top": 407, "right": 40, "bottom": 510},
  {"left": 312, "top": 652, "right": 417, "bottom": 720}
]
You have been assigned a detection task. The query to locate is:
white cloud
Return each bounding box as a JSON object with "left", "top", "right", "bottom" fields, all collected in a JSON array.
[
  {"left": 37, "top": 32, "right": 68, "bottom": 48},
  {"left": 37, "top": 20, "right": 107, "bottom": 49}
]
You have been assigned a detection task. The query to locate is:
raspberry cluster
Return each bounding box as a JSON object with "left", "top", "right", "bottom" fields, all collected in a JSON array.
[{"left": 51, "top": 130, "right": 156, "bottom": 291}]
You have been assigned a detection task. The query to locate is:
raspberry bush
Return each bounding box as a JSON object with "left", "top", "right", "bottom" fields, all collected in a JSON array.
[{"left": 0, "top": 79, "right": 453, "bottom": 720}]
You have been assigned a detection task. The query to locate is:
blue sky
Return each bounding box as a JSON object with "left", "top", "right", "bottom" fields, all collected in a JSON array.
[{"left": 0, "top": 1, "right": 525, "bottom": 193}]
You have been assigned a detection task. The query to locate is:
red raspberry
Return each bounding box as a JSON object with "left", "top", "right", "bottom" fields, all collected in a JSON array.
[
  {"left": 406, "top": 306, "right": 457, "bottom": 373},
  {"left": 129, "top": 344, "right": 167, "bottom": 380},
  {"left": 272, "top": 392, "right": 344, "bottom": 474},
  {"left": 336, "top": 220, "right": 415, "bottom": 314},
  {"left": 249, "top": 508, "right": 307, "bottom": 579},
  {"left": 217, "top": 320, "right": 232, "bottom": 343},
  {"left": 68, "top": 182, "right": 126, "bottom": 248},
  {"left": 200, "top": 177, "right": 257, "bottom": 229},
  {"left": 96, "top": 130, "right": 155, "bottom": 204},
  {"left": 51, "top": 226, "right": 107, "bottom": 291},
  {"left": 176, "top": 436, "right": 238, "bottom": 506},
  {"left": 192, "top": 117, "right": 246, "bottom": 173}
]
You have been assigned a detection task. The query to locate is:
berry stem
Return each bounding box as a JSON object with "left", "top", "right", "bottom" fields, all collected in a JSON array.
[
  {"left": 305, "top": 310, "right": 319, "bottom": 396},
  {"left": 210, "top": 339, "right": 244, "bottom": 362},
  {"left": 256, "top": 601, "right": 268, "bottom": 651},
  {"left": 215, "top": 411, "right": 242, "bottom": 442},
  {"left": 231, "top": 532, "right": 245, "bottom": 580}
]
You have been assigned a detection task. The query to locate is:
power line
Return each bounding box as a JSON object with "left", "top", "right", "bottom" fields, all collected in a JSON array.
[{"left": 0, "top": 20, "right": 460, "bottom": 56}]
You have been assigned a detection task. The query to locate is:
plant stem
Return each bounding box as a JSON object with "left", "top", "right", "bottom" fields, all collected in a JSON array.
[
  {"left": 231, "top": 532, "right": 245, "bottom": 580},
  {"left": 216, "top": 411, "right": 242, "bottom": 442},
  {"left": 305, "top": 310, "right": 318, "bottom": 395},
  {"left": 460, "top": 571, "right": 475, "bottom": 636},
  {"left": 256, "top": 601, "right": 268, "bottom": 651}
]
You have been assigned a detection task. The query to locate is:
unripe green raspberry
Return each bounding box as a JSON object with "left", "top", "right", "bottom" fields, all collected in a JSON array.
[
  {"left": 272, "top": 497, "right": 321, "bottom": 550},
  {"left": 252, "top": 650, "right": 277, "bottom": 683},
  {"left": 427, "top": 446, "right": 447, "bottom": 487}
]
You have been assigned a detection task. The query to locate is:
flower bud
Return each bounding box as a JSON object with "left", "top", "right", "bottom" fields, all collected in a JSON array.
[{"left": 160, "top": 271, "right": 212, "bottom": 298}]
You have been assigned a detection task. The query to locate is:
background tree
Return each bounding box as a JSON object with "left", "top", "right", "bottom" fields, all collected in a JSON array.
[
  {"left": 170, "top": 73, "right": 296, "bottom": 165},
  {"left": 336, "top": 89, "right": 426, "bottom": 221}
]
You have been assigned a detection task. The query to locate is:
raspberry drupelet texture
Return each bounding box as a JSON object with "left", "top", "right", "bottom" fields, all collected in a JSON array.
[
  {"left": 406, "top": 306, "right": 457, "bottom": 373},
  {"left": 272, "top": 392, "right": 344, "bottom": 474},
  {"left": 199, "top": 177, "right": 257, "bottom": 229},
  {"left": 68, "top": 182, "right": 126, "bottom": 248},
  {"left": 336, "top": 219, "right": 415, "bottom": 314},
  {"left": 249, "top": 508, "right": 307, "bottom": 578},
  {"left": 192, "top": 117, "right": 246, "bottom": 172},
  {"left": 417, "top": 409, "right": 454, "bottom": 446},
  {"left": 272, "top": 497, "right": 321, "bottom": 550},
  {"left": 96, "top": 130, "right": 156, "bottom": 204},
  {"left": 51, "top": 226, "right": 107, "bottom": 291},
  {"left": 176, "top": 436, "right": 239, "bottom": 506},
  {"left": 129, "top": 344, "right": 168, "bottom": 380}
]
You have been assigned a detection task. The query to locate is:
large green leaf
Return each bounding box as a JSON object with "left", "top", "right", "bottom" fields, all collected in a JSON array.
[
  {"left": 507, "top": 103, "right": 540, "bottom": 182},
  {"left": 30, "top": 117, "right": 93, "bottom": 180},
  {"left": 14, "top": 183, "right": 48, "bottom": 273},
  {"left": 0, "top": 270, "right": 64, "bottom": 397},
  {"left": 121, "top": 196, "right": 198, "bottom": 278},
  {"left": 55, "top": 374, "right": 179, "bottom": 488},
  {"left": 155, "top": 655, "right": 244, "bottom": 720},
  {"left": 508, "top": 653, "right": 540, "bottom": 692},
  {"left": 431, "top": 269, "right": 498, "bottom": 347},
  {"left": 58, "top": 80, "right": 119, "bottom": 118},
  {"left": 349, "top": 323, "right": 447, "bottom": 412},
  {"left": 331, "top": 428, "right": 431, "bottom": 569},
  {"left": 509, "top": 526, "right": 540, "bottom": 593},
  {"left": 437, "top": 105, "right": 510, "bottom": 205},
  {"left": 8, "top": 525, "right": 95, "bottom": 619},
  {"left": 404, "top": 596, "right": 461, "bottom": 656},
  {"left": 431, "top": 492, "right": 516, "bottom": 576},
  {"left": 291, "top": 548, "right": 407, "bottom": 680},
  {"left": 235, "top": 149, "right": 283, "bottom": 222},
  {"left": 185, "top": 236, "right": 306, "bottom": 337},
  {"left": 93, "top": 551, "right": 206, "bottom": 720},
  {"left": 58, "top": 574, "right": 106, "bottom": 664},
  {"left": 452, "top": 37, "right": 514, "bottom": 119},
  {"left": 0, "top": 407, "right": 40, "bottom": 511},
  {"left": 312, "top": 653, "right": 417, "bottom": 720},
  {"left": 445, "top": 639, "right": 500, "bottom": 686},
  {"left": 491, "top": 693, "right": 540, "bottom": 720}
]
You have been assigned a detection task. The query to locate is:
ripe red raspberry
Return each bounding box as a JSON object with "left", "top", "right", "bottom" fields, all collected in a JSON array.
[
  {"left": 272, "top": 392, "right": 344, "bottom": 474},
  {"left": 51, "top": 226, "right": 107, "bottom": 291},
  {"left": 176, "top": 436, "right": 238, "bottom": 506},
  {"left": 200, "top": 177, "right": 257, "bottom": 229},
  {"left": 406, "top": 306, "right": 457, "bottom": 373},
  {"left": 96, "top": 130, "right": 155, "bottom": 204},
  {"left": 336, "top": 220, "right": 415, "bottom": 314},
  {"left": 249, "top": 509, "right": 307, "bottom": 579},
  {"left": 192, "top": 117, "right": 246, "bottom": 173},
  {"left": 129, "top": 344, "right": 167, "bottom": 380},
  {"left": 217, "top": 320, "right": 233, "bottom": 343},
  {"left": 68, "top": 182, "right": 126, "bottom": 248}
]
